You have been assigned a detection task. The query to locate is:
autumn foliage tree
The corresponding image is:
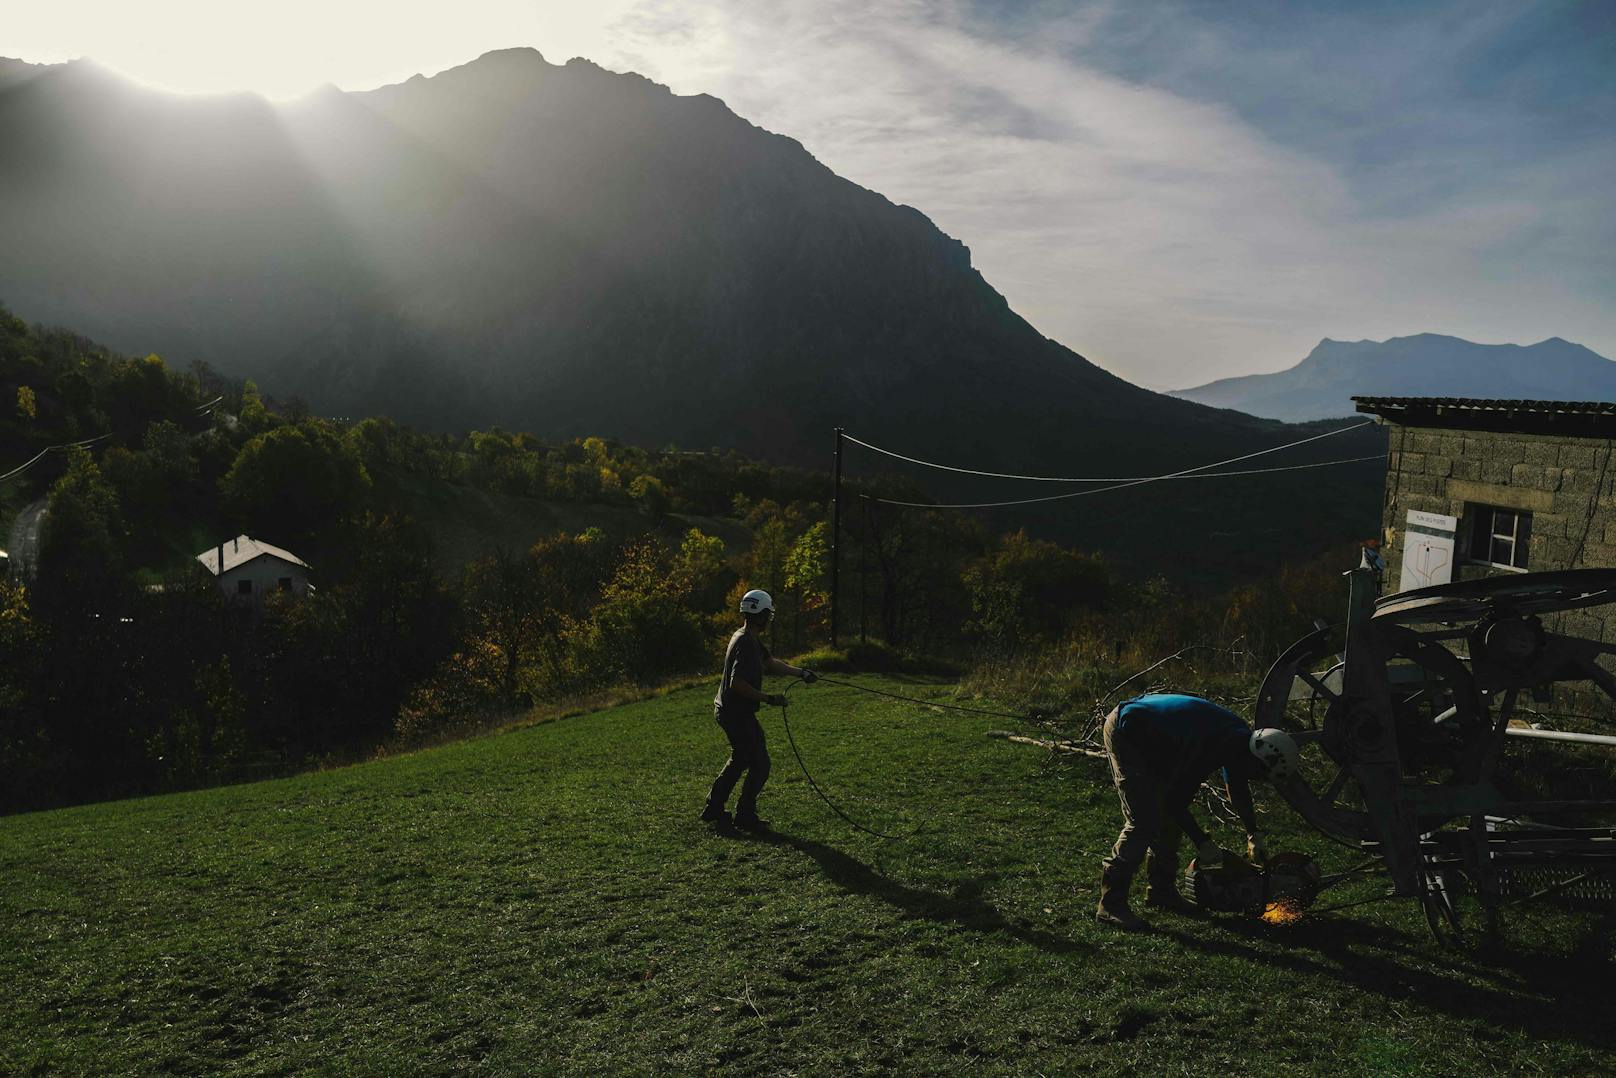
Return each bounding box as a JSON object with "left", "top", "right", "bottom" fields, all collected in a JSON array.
[
  {"left": 220, "top": 422, "right": 372, "bottom": 546},
  {"left": 463, "top": 546, "right": 545, "bottom": 706},
  {"left": 575, "top": 535, "right": 711, "bottom": 687},
  {"left": 961, "top": 530, "right": 1110, "bottom": 652},
  {"left": 38, "top": 446, "right": 128, "bottom": 611}
]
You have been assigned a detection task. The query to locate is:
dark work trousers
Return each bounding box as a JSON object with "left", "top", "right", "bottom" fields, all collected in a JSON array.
[
  {"left": 1102, "top": 707, "right": 1184, "bottom": 894},
  {"left": 707, "top": 707, "right": 771, "bottom": 816}
]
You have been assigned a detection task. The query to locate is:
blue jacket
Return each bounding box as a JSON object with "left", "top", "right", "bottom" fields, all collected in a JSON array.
[
  {"left": 1116, "top": 693, "right": 1261, "bottom": 843},
  {"left": 1118, "top": 693, "right": 1250, "bottom": 779}
]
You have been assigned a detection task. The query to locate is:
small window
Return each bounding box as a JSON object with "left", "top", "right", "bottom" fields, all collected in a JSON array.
[
  {"left": 278, "top": 577, "right": 293, "bottom": 592},
  {"left": 237, "top": 579, "right": 254, "bottom": 595},
  {"left": 1467, "top": 504, "right": 1531, "bottom": 570}
]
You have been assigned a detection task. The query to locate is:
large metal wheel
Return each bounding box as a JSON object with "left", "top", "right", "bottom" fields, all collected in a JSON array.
[
  {"left": 1254, "top": 623, "right": 1342, "bottom": 733},
  {"left": 1256, "top": 623, "right": 1484, "bottom": 796},
  {"left": 1265, "top": 569, "right": 1616, "bottom": 944},
  {"left": 1374, "top": 568, "right": 1616, "bottom": 625}
]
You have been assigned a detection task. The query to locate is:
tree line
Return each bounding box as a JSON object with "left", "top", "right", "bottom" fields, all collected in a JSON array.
[{"left": 0, "top": 304, "right": 1354, "bottom": 813}]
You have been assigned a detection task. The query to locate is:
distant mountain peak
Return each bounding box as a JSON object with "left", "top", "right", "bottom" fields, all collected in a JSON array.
[
  {"left": 405, "top": 47, "right": 559, "bottom": 90},
  {"left": 1174, "top": 334, "right": 1616, "bottom": 420},
  {"left": 473, "top": 46, "right": 549, "bottom": 65}
]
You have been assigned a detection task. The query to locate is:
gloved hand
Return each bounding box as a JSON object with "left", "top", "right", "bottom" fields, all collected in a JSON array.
[
  {"left": 1195, "top": 839, "right": 1222, "bottom": 867},
  {"left": 767, "top": 693, "right": 789, "bottom": 707},
  {"left": 1247, "top": 832, "right": 1270, "bottom": 864},
  {"left": 801, "top": 669, "right": 819, "bottom": 685}
]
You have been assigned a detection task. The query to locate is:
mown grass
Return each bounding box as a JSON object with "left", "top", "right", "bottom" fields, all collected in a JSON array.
[{"left": 3, "top": 675, "right": 1614, "bottom": 1075}]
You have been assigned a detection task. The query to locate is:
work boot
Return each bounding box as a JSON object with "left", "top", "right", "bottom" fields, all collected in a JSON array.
[
  {"left": 733, "top": 811, "right": 770, "bottom": 832},
  {"left": 1144, "top": 885, "right": 1202, "bottom": 916},
  {"left": 1095, "top": 860, "right": 1148, "bottom": 931}
]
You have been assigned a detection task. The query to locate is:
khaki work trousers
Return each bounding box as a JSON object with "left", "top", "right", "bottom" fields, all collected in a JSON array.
[
  {"left": 707, "top": 707, "right": 770, "bottom": 817},
  {"left": 1102, "top": 707, "right": 1184, "bottom": 894}
]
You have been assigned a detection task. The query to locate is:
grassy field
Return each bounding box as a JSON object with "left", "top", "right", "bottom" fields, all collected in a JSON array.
[{"left": 3, "top": 675, "right": 1613, "bottom": 1075}]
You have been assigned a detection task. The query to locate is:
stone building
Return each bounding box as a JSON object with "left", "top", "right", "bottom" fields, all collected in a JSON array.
[{"left": 1353, "top": 396, "right": 1616, "bottom": 640}]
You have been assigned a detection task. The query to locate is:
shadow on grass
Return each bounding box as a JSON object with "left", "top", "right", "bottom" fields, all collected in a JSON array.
[
  {"left": 1155, "top": 911, "right": 1616, "bottom": 1049},
  {"left": 767, "top": 831, "right": 1091, "bottom": 958}
]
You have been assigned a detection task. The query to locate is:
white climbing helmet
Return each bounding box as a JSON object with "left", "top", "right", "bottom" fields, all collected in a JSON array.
[
  {"left": 1249, "top": 728, "right": 1301, "bottom": 782},
  {"left": 739, "top": 589, "right": 775, "bottom": 615}
]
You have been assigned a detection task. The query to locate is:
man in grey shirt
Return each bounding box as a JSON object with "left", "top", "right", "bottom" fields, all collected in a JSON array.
[{"left": 702, "top": 589, "right": 816, "bottom": 830}]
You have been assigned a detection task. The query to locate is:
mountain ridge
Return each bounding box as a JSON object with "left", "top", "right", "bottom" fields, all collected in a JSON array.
[
  {"left": 1172, "top": 334, "right": 1616, "bottom": 420},
  {"left": 0, "top": 50, "right": 1166, "bottom": 452},
  {"left": 0, "top": 49, "right": 1384, "bottom": 576}
]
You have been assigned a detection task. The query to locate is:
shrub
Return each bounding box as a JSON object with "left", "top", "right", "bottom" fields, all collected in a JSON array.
[
  {"left": 962, "top": 529, "right": 1109, "bottom": 653},
  {"left": 395, "top": 638, "right": 508, "bottom": 744},
  {"left": 573, "top": 537, "right": 708, "bottom": 687}
]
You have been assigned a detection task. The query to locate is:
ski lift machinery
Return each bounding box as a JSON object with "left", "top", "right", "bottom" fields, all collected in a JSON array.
[{"left": 1255, "top": 566, "right": 1616, "bottom": 943}]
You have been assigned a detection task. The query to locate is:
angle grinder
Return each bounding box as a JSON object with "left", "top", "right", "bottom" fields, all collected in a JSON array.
[{"left": 1186, "top": 851, "right": 1323, "bottom": 919}]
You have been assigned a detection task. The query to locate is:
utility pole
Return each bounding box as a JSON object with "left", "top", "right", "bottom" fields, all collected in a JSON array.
[
  {"left": 830, "top": 427, "right": 844, "bottom": 648},
  {"left": 859, "top": 496, "right": 868, "bottom": 644}
]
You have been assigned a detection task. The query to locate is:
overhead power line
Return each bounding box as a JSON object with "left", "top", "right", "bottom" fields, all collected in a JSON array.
[
  {"left": 866, "top": 453, "right": 1385, "bottom": 510},
  {"left": 0, "top": 433, "right": 112, "bottom": 484},
  {"left": 2, "top": 398, "right": 218, "bottom": 484},
  {"left": 842, "top": 418, "right": 1376, "bottom": 483}
]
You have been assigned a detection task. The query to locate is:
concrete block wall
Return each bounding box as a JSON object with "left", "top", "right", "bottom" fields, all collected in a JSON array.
[{"left": 1379, "top": 423, "right": 1616, "bottom": 643}]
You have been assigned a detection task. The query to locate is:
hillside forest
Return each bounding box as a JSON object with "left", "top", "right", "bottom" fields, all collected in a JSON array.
[
  {"left": 0, "top": 307, "right": 1364, "bottom": 814},
  {"left": 0, "top": 50, "right": 1389, "bottom": 589}
]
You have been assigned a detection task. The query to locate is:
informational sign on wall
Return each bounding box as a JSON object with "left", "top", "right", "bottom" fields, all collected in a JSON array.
[{"left": 1399, "top": 509, "right": 1458, "bottom": 592}]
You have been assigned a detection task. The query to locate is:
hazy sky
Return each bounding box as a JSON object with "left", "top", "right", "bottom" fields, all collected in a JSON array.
[{"left": 9, "top": 0, "right": 1614, "bottom": 388}]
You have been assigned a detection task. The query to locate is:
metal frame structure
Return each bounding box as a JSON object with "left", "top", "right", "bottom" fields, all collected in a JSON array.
[{"left": 1255, "top": 568, "right": 1616, "bottom": 942}]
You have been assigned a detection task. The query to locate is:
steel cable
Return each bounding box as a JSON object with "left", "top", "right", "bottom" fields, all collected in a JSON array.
[
  {"left": 844, "top": 419, "right": 1375, "bottom": 484},
  {"left": 808, "top": 673, "right": 1033, "bottom": 720},
  {"left": 777, "top": 677, "right": 910, "bottom": 839},
  {"left": 0, "top": 433, "right": 112, "bottom": 483},
  {"left": 774, "top": 673, "right": 1036, "bottom": 839},
  {"left": 866, "top": 454, "right": 1384, "bottom": 510}
]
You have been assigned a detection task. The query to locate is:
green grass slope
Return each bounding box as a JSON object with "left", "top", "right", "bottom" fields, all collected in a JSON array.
[{"left": 3, "top": 676, "right": 1613, "bottom": 1074}]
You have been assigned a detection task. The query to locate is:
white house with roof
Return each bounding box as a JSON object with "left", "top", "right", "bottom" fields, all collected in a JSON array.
[{"left": 197, "top": 535, "right": 311, "bottom": 601}]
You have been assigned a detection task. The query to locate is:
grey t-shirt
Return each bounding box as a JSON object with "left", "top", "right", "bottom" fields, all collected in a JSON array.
[{"left": 714, "top": 628, "right": 771, "bottom": 714}]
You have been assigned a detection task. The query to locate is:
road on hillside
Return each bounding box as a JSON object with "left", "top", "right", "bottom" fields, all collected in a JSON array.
[
  {"left": 1, "top": 409, "right": 224, "bottom": 581},
  {"left": 6, "top": 497, "right": 48, "bottom": 580}
]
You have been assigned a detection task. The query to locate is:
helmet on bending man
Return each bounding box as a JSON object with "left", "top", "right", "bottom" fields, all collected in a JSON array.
[{"left": 1248, "top": 727, "right": 1301, "bottom": 783}]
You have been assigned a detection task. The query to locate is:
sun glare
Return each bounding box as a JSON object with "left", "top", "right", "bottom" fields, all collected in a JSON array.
[
  {"left": 99, "top": 53, "right": 334, "bottom": 102},
  {"left": 4, "top": 0, "right": 635, "bottom": 101}
]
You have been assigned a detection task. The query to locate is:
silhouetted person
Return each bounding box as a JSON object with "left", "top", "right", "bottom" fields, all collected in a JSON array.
[{"left": 701, "top": 589, "right": 816, "bottom": 830}]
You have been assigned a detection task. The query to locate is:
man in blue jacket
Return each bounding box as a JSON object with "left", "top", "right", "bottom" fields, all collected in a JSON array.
[{"left": 1096, "top": 692, "right": 1299, "bottom": 929}]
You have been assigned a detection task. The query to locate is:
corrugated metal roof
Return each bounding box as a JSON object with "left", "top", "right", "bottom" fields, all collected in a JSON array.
[
  {"left": 1354, "top": 396, "right": 1616, "bottom": 416},
  {"left": 196, "top": 535, "right": 311, "bottom": 576}
]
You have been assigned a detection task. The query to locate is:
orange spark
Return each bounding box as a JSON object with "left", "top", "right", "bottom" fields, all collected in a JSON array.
[{"left": 1261, "top": 898, "right": 1305, "bottom": 925}]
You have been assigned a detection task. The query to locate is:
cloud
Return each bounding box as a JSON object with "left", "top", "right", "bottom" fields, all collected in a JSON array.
[
  {"left": 14, "top": 0, "right": 1612, "bottom": 386},
  {"left": 594, "top": 0, "right": 1616, "bottom": 388}
]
